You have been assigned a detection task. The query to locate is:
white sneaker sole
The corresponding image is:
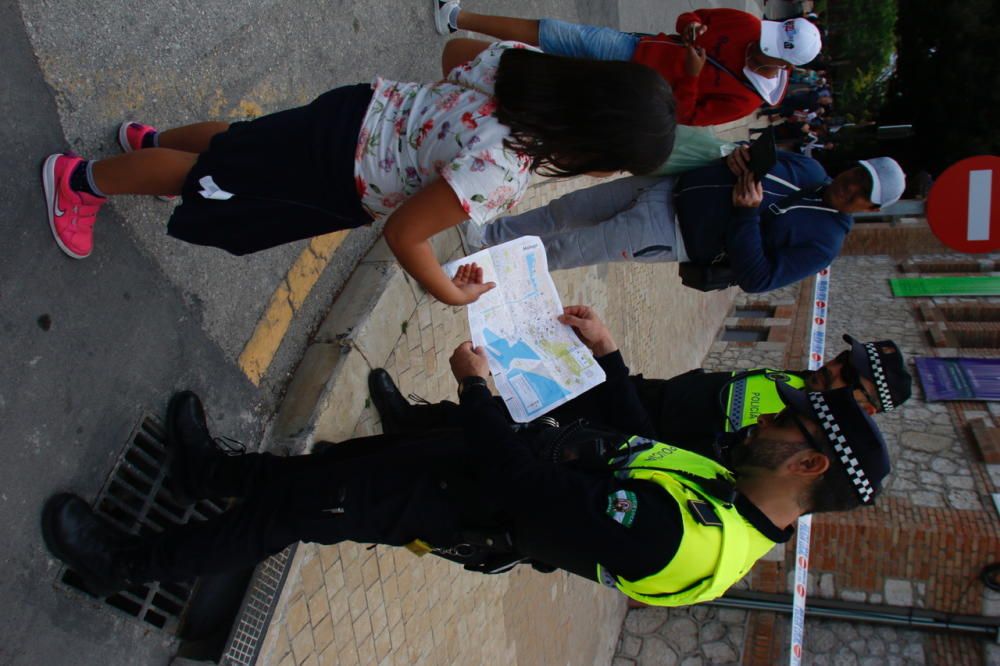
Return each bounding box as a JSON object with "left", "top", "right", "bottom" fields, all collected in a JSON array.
[
  {"left": 433, "top": 0, "right": 458, "bottom": 35},
  {"left": 117, "top": 119, "right": 176, "bottom": 203},
  {"left": 42, "top": 154, "right": 88, "bottom": 260}
]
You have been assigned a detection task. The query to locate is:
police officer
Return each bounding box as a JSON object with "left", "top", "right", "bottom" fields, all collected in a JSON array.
[
  {"left": 369, "top": 329, "right": 911, "bottom": 461},
  {"left": 629, "top": 333, "right": 911, "bottom": 461},
  {"left": 41, "top": 308, "right": 891, "bottom": 607}
]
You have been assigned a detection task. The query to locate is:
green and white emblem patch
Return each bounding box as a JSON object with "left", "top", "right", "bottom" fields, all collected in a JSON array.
[{"left": 606, "top": 489, "right": 639, "bottom": 528}]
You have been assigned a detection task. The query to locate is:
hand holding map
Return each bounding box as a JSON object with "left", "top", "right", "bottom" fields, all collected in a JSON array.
[{"left": 444, "top": 236, "right": 606, "bottom": 422}]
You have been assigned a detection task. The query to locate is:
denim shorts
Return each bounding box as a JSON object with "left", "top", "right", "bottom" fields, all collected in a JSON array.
[{"left": 538, "top": 18, "right": 640, "bottom": 61}]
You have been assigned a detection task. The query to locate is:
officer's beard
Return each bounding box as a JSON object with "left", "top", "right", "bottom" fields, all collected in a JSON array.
[{"left": 716, "top": 426, "right": 752, "bottom": 466}]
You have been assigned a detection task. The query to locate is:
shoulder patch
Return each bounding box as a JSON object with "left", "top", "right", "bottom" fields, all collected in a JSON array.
[
  {"left": 688, "top": 499, "right": 723, "bottom": 527},
  {"left": 606, "top": 489, "right": 639, "bottom": 528}
]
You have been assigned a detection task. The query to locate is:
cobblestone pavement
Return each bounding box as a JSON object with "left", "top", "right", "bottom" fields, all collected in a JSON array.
[
  {"left": 256, "top": 118, "right": 747, "bottom": 664},
  {"left": 615, "top": 605, "right": 750, "bottom": 666}
]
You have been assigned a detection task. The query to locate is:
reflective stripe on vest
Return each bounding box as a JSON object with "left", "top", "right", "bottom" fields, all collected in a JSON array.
[
  {"left": 725, "top": 370, "right": 806, "bottom": 432},
  {"left": 597, "top": 437, "right": 777, "bottom": 606}
]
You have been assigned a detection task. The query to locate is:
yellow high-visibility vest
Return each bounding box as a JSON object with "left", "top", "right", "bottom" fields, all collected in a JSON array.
[
  {"left": 724, "top": 370, "right": 806, "bottom": 431},
  {"left": 597, "top": 437, "right": 777, "bottom": 606}
]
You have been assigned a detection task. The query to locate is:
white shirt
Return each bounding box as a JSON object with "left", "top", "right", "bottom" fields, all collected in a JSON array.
[{"left": 355, "top": 42, "right": 534, "bottom": 225}]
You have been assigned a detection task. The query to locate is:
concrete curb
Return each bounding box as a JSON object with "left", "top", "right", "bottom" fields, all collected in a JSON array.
[{"left": 268, "top": 229, "right": 464, "bottom": 449}]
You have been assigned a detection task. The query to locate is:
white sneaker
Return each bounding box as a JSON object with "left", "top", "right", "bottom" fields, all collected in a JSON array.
[
  {"left": 459, "top": 220, "right": 488, "bottom": 254},
  {"left": 433, "top": 0, "right": 460, "bottom": 35}
]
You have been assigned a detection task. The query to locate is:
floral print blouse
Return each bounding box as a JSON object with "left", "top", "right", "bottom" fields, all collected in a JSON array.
[{"left": 354, "top": 41, "right": 535, "bottom": 226}]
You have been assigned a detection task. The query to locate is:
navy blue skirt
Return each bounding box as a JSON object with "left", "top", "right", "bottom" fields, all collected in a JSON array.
[{"left": 168, "top": 83, "right": 374, "bottom": 255}]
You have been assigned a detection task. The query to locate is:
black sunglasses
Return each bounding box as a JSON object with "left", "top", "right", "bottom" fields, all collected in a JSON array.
[{"left": 785, "top": 410, "right": 824, "bottom": 454}]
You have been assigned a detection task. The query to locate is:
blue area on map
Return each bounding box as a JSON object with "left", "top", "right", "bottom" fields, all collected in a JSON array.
[
  {"left": 519, "top": 373, "right": 570, "bottom": 414},
  {"left": 484, "top": 328, "right": 539, "bottom": 369},
  {"left": 525, "top": 252, "right": 540, "bottom": 296},
  {"left": 483, "top": 327, "right": 569, "bottom": 414}
]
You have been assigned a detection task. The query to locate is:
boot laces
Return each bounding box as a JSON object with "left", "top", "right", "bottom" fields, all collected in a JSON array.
[
  {"left": 406, "top": 393, "right": 431, "bottom": 405},
  {"left": 212, "top": 435, "right": 246, "bottom": 456}
]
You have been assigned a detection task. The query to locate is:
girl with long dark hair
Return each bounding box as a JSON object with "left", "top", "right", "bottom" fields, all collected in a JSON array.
[{"left": 42, "top": 39, "right": 676, "bottom": 305}]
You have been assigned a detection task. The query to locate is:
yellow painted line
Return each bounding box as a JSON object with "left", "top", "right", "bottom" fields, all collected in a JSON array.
[{"left": 238, "top": 231, "right": 350, "bottom": 385}]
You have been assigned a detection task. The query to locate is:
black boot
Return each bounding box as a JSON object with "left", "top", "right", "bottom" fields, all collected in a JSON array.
[
  {"left": 167, "top": 390, "right": 224, "bottom": 506},
  {"left": 368, "top": 369, "right": 418, "bottom": 434},
  {"left": 368, "top": 369, "right": 463, "bottom": 434},
  {"left": 41, "top": 493, "right": 138, "bottom": 597}
]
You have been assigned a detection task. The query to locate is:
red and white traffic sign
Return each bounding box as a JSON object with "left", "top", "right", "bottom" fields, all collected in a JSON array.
[{"left": 927, "top": 155, "right": 1000, "bottom": 253}]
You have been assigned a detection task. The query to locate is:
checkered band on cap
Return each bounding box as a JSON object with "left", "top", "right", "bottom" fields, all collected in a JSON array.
[
  {"left": 808, "top": 393, "right": 875, "bottom": 504},
  {"left": 863, "top": 343, "right": 895, "bottom": 412}
]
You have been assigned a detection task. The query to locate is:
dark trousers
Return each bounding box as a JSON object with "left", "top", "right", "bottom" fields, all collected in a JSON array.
[{"left": 129, "top": 433, "right": 466, "bottom": 583}]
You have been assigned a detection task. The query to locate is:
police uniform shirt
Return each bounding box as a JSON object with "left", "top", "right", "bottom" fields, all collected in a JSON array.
[
  {"left": 456, "top": 353, "right": 792, "bottom": 586},
  {"left": 630, "top": 369, "right": 811, "bottom": 453}
]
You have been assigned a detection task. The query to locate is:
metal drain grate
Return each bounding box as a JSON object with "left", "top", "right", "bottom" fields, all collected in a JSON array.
[
  {"left": 219, "top": 544, "right": 297, "bottom": 666},
  {"left": 59, "top": 414, "right": 226, "bottom": 631}
]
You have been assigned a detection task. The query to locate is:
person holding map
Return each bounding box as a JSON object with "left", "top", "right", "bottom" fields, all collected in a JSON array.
[
  {"left": 43, "top": 309, "right": 892, "bottom": 608},
  {"left": 368, "top": 333, "right": 911, "bottom": 462},
  {"left": 41, "top": 39, "right": 675, "bottom": 306}
]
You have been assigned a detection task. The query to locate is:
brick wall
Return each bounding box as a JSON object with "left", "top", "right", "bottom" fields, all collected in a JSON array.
[
  {"left": 732, "top": 254, "right": 1000, "bottom": 665},
  {"left": 703, "top": 283, "right": 802, "bottom": 373},
  {"left": 617, "top": 252, "right": 1000, "bottom": 666},
  {"left": 841, "top": 219, "right": 948, "bottom": 258}
]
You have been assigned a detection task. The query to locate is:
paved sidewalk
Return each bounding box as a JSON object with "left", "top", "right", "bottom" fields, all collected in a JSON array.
[{"left": 258, "top": 119, "right": 750, "bottom": 665}]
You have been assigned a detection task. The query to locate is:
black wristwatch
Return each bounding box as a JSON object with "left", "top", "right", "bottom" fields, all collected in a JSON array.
[{"left": 458, "top": 376, "right": 488, "bottom": 396}]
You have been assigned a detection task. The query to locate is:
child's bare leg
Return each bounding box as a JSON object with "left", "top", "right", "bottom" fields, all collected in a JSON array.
[
  {"left": 457, "top": 11, "right": 540, "bottom": 44},
  {"left": 157, "top": 122, "right": 230, "bottom": 154},
  {"left": 91, "top": 149, "right": 198, "bottom": 197}
]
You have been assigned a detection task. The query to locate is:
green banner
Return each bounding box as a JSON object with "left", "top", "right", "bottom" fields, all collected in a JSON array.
[{"left": 890, "top": 276, "right": 1000, "bottom": 297}]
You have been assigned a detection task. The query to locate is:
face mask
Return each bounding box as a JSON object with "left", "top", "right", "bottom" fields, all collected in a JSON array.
[{"left": 744, "top": 66, "right": 788, "bottom": 105}]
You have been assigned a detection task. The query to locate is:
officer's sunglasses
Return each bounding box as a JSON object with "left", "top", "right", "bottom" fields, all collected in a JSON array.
[
  {"left": 833, "top": 350, "right": 881, "bottom": 411},
  {"left": 775, "top": 408, "right": 824, "bottom": 454}
]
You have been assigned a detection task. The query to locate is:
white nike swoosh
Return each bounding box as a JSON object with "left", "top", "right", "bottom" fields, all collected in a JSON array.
[{"left": 54, "top": 195, "right": 66, "bottom": 217}]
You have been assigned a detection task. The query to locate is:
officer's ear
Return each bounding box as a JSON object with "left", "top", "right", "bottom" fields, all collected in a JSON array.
[{"left": 787, "top": 450, "right": 830, "bottom": 478}]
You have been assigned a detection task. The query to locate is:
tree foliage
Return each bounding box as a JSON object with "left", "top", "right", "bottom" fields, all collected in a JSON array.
[
  {"left": 822, "top": 0, "right": 897, "bottom": 119},
  {"left": 880, "top": 0, "right": 1000, "bottom": 174}
]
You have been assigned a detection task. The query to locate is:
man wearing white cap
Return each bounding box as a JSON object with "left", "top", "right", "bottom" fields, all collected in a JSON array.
[
  {"left": 431, "top": 3, "right": 821, "bottom": 126},
  {"left": 467, "top": 150, "right": 907, "bottom": 294}
]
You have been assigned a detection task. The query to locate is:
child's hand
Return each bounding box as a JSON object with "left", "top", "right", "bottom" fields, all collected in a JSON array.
[{"left": 451, "top": 263, "right": 496, "bottom": 304}]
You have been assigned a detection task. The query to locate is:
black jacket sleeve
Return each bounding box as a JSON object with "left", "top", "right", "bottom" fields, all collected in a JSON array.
[
  {"left": 560, "top": 351, "right": 658, "bottom": 439},
  {"left": 457, "top": 382, "right": 682, "bottom": 582}
]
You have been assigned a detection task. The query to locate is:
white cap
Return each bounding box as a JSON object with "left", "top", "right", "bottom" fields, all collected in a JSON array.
[
  {"left": 858, "top": 157, "right": 906, "bottom": 207},
  {"left": 759, "top": 18, "right": 822, "bottom": 66}
]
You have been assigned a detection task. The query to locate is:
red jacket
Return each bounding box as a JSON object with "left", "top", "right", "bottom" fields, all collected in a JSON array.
[{"left": 631, "top": 9, "right": 779, "bottom": 126}]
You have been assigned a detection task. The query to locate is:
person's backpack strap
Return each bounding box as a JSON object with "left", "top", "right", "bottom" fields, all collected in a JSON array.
[
  {"left": 702, "top": 53, "right": 762, "bottom": 98},
  {"left": 649, "top": 35, "right": 763, "bottom": 99},
  {"left": 763, "top": 176, "right": 837, "bottom": 216}
]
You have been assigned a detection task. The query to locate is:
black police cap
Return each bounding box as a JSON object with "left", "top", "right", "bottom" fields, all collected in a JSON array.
[
  {"left": 776, "top": 384, "right": 891, "bottom": 505},
  {"left": 843, "top": 334, "right": 912, "bottom": 412}
]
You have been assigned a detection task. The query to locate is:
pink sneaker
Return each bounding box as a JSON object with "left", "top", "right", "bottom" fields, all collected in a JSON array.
[
  {"left": 117, "top": 120, "right": 158, "bottom": 153},
  {"left": 41, "top": 153, "right": 105, "bottom": 259},
  {"left": 117, "top": 120, "right": 176, "bottom": 202}
]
